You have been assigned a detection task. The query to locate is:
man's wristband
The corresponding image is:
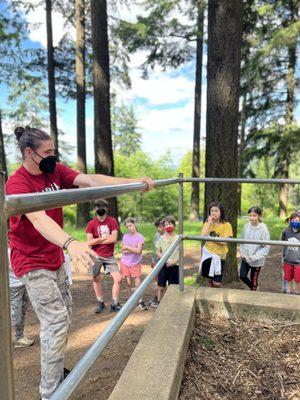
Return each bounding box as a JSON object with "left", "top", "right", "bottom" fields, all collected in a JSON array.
[{"left": 62, "top": 237, "right": 76, "bottom": 251}]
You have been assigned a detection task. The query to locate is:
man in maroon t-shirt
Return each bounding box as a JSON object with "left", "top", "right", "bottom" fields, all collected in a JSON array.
[
  {"left": 86, "top": 199, "right": 122, "bottom": 313},
  {"left": 5, "top": 126, "right": 153, "bottom": 400}
]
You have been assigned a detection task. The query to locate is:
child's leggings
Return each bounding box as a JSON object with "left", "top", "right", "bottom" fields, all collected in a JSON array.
[{"left": 240, "top": 259, "right": 261, "bottom": 291}]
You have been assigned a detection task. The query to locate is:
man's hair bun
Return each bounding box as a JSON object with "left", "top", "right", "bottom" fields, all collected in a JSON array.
[{"left": 14, "top": 126, "right": 26, "bottom": 142}]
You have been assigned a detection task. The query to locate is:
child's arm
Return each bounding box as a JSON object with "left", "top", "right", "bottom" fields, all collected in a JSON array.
[
  {"left": 123, "top": 242, "right": 143, "bottom": 254},
  {"left": 201, "top": 221, "right": 211, "bottom": 236},
  {"left": 99, "top": 230, "right": 118, "bottom": 245},
  {"left": 86, "top": 233, "right": 105, "bottom": 247},
  {"left": 156, "top": 247, "right": 162, "bottom": 259}
]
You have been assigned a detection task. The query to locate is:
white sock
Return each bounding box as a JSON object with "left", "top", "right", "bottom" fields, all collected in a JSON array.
[
  {"left": 97, "top": 297, "right": 103, "bottom": 302},
  {"left": 113, "top": 298, "right": 118, "bottom": 305}
]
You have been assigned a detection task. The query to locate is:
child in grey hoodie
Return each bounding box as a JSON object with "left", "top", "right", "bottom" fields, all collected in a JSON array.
[{"left": 239, "top": 206, "right": 270, "bottom": 290}]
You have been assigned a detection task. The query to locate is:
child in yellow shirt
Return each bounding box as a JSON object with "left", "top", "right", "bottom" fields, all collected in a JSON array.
[{"left": 200, "top": 202, "right": 233, "bottom": 287}]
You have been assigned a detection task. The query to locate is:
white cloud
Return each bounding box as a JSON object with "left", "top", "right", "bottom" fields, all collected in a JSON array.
[{"left": 24, "top": 0, "right": 74, "bottom": 48}]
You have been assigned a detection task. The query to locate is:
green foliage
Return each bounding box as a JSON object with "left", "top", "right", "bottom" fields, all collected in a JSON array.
[
  {"left": 114, "top": 150, "right": 178, "bottom": 221},
  {"left": 111, "top": 99, "right": 142, "bottom": 156},
  {"left": 116, "top": 0, "right": 199, "bottom": 75}
]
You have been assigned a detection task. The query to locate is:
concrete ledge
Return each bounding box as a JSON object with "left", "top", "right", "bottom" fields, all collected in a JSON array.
[
  {"left": 197, "top": 287, "right": 300, "bottom": 323},
  {"left": 108, "top": 285, "right": 196, "bottom": 400}
]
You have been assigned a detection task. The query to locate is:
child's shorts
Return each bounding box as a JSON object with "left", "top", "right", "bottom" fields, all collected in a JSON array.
[
  {"left": 201, "top": 258, "right": 226, "bottom": 283},
  {"left": 120, "top": 262, "right": 142, "bottom": 278},
  {"left": 90, "top": 256, "right": 119, "bottom": 277},
  {"left": 157, "top": 264, "right": 179, "bottom": 287},
  {"left": 283, "top": 262, "right": 300, "bottom": 282}
]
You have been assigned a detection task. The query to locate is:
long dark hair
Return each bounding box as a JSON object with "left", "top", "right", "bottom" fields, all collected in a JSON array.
[
  {"left": 14, "top": 126, "right": 51, "bottom": 159},
  {"left": 248, "top": 205, "right": 262, "bottom": 221},
  {"left": 207, "top": 202, "right": 228, "bottom": 223}
]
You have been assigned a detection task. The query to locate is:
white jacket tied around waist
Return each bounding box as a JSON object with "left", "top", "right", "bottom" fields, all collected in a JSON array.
[{"left": 199, "top": 246, "right": 222, "bottom": 277}]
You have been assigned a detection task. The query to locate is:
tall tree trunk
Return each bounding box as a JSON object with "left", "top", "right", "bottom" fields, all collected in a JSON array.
[
  {"left": 46, "top": 0, "right": 59, "bottom": 159},
  {"left": 279, "top": 3, "right": 296, "bottom": 218},
  {"left": 0, "top": 110, "right": 7, "bottom": 178},
  {"left": 190, "top": 0, "right": 205, "bottom": 222},
  {"left": 205, "top": 0, "right": 242, "bottom": 282},
  {"left": 75, "top": 0, "right": 90, "bottom": 227},
  {"left": 237, "top": 92, "right": 247, "bottom": 215},
  {"left": 91, "top": 0, "right": 118, "bottom": 219}
]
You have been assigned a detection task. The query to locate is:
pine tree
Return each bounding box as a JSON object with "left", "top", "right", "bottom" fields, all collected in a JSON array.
[
  {"left": 91, "top": 0, "right": 118, "bottom": 218},
  {"left": 205, "top": 0, "right": 243, "bottom": 282}
]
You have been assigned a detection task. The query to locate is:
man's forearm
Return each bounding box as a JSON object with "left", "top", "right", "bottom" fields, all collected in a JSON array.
[
  {"left": 75, "top": 174, "right": 140, "bottom": 188},
  {"left": 27, "top": 212, "right": 70, "bottom": 248}
]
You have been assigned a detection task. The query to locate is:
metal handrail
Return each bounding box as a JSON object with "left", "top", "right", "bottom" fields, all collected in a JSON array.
[
  {"left": 184, "top": 177, "right": 300, "bottom": 184},
  {"left": 184, "top": 235, "right": 300, "bottom": 247},
  {"left": 50, "top": 235, "right": 182, "bottom": 400},
  {"left": 5, "top": 178, "right": 181, "bottom": 217}
]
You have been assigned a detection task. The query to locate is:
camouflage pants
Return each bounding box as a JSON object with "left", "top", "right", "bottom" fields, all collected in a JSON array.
[
  {"left": 10, "top": 285, "right": 29, "bottom": 340},
  {"left": 20, "top": 267, "right": 72, "bottom": 400}
]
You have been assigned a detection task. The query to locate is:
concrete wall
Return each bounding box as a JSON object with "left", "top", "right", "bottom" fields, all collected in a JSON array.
[
  {"left": 108, "top": 285, "right": 196, "bottom": 400},
  {"left": 197, "top": 287, "right": 300, "bottom": 323}
]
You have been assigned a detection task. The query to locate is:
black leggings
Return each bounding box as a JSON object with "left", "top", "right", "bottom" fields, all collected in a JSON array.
[{"left": 240, "top": 259, "right": 261, "bottom": 291}]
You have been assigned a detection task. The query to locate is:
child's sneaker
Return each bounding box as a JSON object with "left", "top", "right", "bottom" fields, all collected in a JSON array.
[
  {"left": 138, "top": 301, "right": 148, "bottom": 311},
  {"left": 95, "top": 301, "right": 105, "bottom": 314},
  {"left": 149, "top": 296, "right": 159, "bottom": 308},
  {"left": 110, "top": 303, "right": 122, "bottom": 312},
  {"left": 14, "top": 336, "right": 34, "bottom": 348}
]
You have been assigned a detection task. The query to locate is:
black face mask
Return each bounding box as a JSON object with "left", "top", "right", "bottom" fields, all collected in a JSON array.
[
  {"left": 96, "top": 208, "right": 106, "bottom": 217},
  {"left": 31, "top": 150, "right": 57, "bottom": 173}
]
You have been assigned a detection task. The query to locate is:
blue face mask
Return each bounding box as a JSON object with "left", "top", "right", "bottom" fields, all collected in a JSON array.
[{"left": 290, "top": 221, "right": 300, "bottom": 231}]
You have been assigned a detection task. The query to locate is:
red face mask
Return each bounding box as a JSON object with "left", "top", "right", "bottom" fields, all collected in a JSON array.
[{"left": 165, "top": 226, "right": 174, "bottom": 233}]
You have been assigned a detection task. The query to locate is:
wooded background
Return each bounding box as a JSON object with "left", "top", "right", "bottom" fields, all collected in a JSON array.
[{"left": 0, "top": 0, "right": 299, "bottom": 231}]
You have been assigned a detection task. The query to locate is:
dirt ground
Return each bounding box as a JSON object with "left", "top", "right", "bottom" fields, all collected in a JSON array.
[
  {"left": 179, "top": 313, "right": 300, "bottom": 400},
  {"left": 13, "top": 246, "right": 285, "bottom": 400}
]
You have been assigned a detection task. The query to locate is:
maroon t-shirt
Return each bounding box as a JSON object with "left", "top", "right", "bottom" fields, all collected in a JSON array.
[
  {"left": 5, "top": 163, "right": 80, "bottom": 277},
  {"left": 85, "top": 216, "right": 119, "bottom": 258}
]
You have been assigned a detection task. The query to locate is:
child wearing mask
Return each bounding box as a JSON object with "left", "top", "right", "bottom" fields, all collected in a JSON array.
[
  {"left": 239, "top": 206, "right": 270, "bottom": 291},
  {"left": 155, "top": 216, "right": 179, "bottom": 303},
  {"left": 281, "top": 212, "right": 300, "bottom": 294},
  {"left": 86, "top": 199, "right": 122, "bottom": 313},
  {"left": 120, "top": 218, "right": 147, "bottom": 310}
]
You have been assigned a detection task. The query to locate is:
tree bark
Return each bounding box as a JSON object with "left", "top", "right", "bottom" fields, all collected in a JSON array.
[
  {"left": 190, "top": 0, "right": 205, "bottom": 222},
  {"left": 45, "top": 0, "right": 59, "bottom": 159},
  {"left": 237, "top": 92, "right": 247, "bottom": 215},
  {"left": 91, "top": 0, "right": 118, "bottom": 219},
  {"left": 75, "top": 0, "right": 90, "bottom": 227},
  {"left": 0, "top": 110, "right": 7, "bottom": 179},
  {"left": 205, "top": 0, "right": 242, "bottom": 282}
]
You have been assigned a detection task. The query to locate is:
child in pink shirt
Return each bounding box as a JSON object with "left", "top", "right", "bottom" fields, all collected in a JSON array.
[{"left": 120, "top": 218, "right": 148, "bottom": 310}]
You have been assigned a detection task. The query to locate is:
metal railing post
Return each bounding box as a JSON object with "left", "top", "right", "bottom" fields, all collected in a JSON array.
[
  {"left": 0, "top": 172, "right": 14, "bottom": 400},
  {"left": 178, "top": 173, "right": 184, "bottom": 292}
]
